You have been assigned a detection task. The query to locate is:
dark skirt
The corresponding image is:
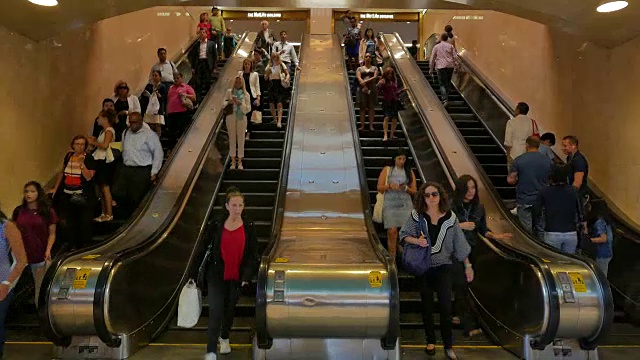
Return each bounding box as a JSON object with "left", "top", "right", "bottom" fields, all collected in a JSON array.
[
  {"left": 95, "top": 159, "right": 116, "bottom": 186},
  {"left": 269, "top": 80, "right": 287, "bottom": 105}
]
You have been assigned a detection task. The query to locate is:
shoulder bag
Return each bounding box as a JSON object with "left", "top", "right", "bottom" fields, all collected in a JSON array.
[
  {"left": 402, "top": 213, "right": 432, "bottom": 276},
  {"left": 372, "top": 167, "right": 390, "bottom": 223}
]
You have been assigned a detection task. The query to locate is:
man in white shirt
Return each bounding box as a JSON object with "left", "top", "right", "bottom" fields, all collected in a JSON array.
[
  {"left": 504, "top": 102, "right": 535, "bottom": 162},
  {"left": 272, "top": 30, "right": 300, "bottom": 73},
  {"left": 149, "top": 48, "right": 177, "bottom": 88}
]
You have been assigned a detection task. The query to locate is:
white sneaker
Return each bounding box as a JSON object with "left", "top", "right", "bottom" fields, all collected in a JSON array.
[
  {"left": 219, "top": 338, "right": 231, "bottom": 354},
  {"left": 205, "top": 353, "right": 217, "bottom": 360}
]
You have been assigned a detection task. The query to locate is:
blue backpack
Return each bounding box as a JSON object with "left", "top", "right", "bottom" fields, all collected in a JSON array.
[{"left": 402, "top": 214, "right": 432, "bottom": 276}]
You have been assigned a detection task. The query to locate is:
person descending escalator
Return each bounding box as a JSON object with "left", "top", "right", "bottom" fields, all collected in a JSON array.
[
  {"left": 376, "top": 149, "right": 417, "bottom": 259},
  {"left": 223, "top": 75, "right": 251, "bottom": 170},
  {"left": 451, "top": 175, "right": 512, "bottom": 337},
  {"left": 359, "top": 28, "right": 377, "bottom": 66},
  {"left": 377, "top": 67, "right": 404, "bottom": 141},
  {"left": 223, "top": 27, "right": 240, "bottom": 59},
  {"left": 400, "top": 182, "right": 473, "bottom": 360},
  {"left": 264, "top": 52, "right": 290, "bottom": 129},
  {"left": 202, "top": 188, "right": 258, "bottom": 360},
  {"left": 189, "top": 27, "right": 217, "bottom": 103},
  {"left": 254, "top": 20, "right": 275, "bottom": 58},
  {"left": 240, "top": 59, "right": 262, "bottom": 141},
  {"left": 355, "top": 53, "right": 378, "bottom": 131}
]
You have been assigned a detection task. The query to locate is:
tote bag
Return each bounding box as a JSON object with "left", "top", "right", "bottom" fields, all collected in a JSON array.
[
  {"left": 402, "top": 214, "right": 432, "bottom": 276},
  {"left": 372, "top": 167, "right": 390, "bottom": 223}
]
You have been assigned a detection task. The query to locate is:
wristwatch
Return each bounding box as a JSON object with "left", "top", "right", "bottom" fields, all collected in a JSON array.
[{"left": 1, "top": 281, "right": 10, "bottom": 286}]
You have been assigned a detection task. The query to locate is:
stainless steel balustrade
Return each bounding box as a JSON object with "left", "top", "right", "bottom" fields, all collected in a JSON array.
[
  {"left": 383, "top": 32, "right": 613, "bottom": 359},
  {"left": 39, "top": 32, "right": 256, "bottom": 360},
  {"left": 253, "top": 34, "right": 400, "bottom": 360}
]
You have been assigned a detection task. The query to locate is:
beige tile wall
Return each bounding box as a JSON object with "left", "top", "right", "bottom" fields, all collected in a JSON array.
[
  {"left": 0, "top": 6, "right": 200, "bottom": 213},
  {"left": 422, "top": 10, "right": 640, "bottom": 223}
]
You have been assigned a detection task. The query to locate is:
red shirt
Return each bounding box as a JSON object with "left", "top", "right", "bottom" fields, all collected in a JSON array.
[
  {"left": 197, "top": 22, "right": 212, "bottom": 39},
  {"left": 14, "top": 207, "right": 57, "bottom": 264},
  {"left": 167, "top": 83, "right": 195, "bottom": 114},
  {"left": 221, "top": 225, "right": 246, "bottom": 281}
]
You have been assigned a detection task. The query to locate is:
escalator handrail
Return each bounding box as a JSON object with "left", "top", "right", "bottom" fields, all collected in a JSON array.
[
  {"left": 384, "top": 32, "right": 562, "bottom": 346},
  {"left": 428, "top": 30, "right": 640, "bottom": 237},
  {"left": 255, "top": 34, "right": 305, "bottom": 350},
  {"left": 340, "top": 33, "right": 400, "bottom": 350},
  {"left": 37, "top": 34, "right": 223, "bottom": 346},
  {"left": 85, "top": 32, "right": 251, "bottom": 347},
  {"left": 393, "top": 31, "right": 614, "bottom": 346}
]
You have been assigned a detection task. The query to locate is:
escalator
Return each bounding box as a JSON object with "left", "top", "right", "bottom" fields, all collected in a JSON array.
[
  {"left": 36, "top": 33, "right": 264, "bottom": 359},
  {"left": 380, "top": 33, "right": 613, "bottom": 358},
  {"left": 347, "top": 64, "right": 495, "bottom": 347},
  {"left": 418, "top": 35, "right": 640, "bottom": 345},
  {"left": 157, "top": 47, "right": 301, "bottom": 347},
  {"left": 5, "top": 35, "right": 229, "bottom": 339}
]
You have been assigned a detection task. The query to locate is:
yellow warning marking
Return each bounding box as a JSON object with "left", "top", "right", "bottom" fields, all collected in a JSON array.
[
  {"left": 369, "top": 271, "right": 383, "bottom": 288},
  {"left": 72, "top": 268, "right": 91, "bottom": 289},
  {"left": 568, "top": 272, "right": 587, "bottom": 293},
  {"left": 81, "top": 255, "right": 100, "bottom": 260},
  {"left": 274, "top": 257, "right": 289, "bottom": 263},
  {"left": 541, "top": 258, "right": 550, "bottom": 263}
]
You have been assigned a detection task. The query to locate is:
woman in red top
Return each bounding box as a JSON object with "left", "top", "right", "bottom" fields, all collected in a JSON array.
[
  {"left": 197, "top": 12, "right": 212, "bottom": 40},
  {"left": 12, "top": 181, "right": 57, "bottom": 305},
  {"left": 204, "top": 187, "right": 257, "bottom": 360}
]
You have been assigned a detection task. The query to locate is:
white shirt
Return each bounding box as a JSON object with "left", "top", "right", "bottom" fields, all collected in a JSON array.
[
  {"left": 93, "top": 127, "right": 116, "bottom": 162},
  {"left": 149, "top": 61, "right": 176, "bottom": 83},
  {"left": 504, "top": 114, "right": 534, "bottom": 159},
  {"left": 199, "top": 40, "right": 208, "bottom": 59},
  {"left": 272, "top": 41, "right": 299, "bottom": 66}
]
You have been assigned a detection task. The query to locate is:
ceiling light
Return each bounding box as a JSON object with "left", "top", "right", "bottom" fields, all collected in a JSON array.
[
  {"left": 597, "top": 1, "right": 628, "bottom": 12},
  {"left": 28, "top": 0, "right": 58, "bottom": 6}
]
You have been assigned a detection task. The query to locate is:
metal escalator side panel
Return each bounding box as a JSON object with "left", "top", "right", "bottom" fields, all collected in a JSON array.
[
  {"left": 255, "top": 34, "right": 305, "bottom": 350},
  {"left": 42, "top": 32, "right": 256, "bottom": 349},
  {"left": 384, "top": 32, "right": 611, "bottom": 350},
  {"left": 258, "top": 34, "right": 394, "bottom": 349}
]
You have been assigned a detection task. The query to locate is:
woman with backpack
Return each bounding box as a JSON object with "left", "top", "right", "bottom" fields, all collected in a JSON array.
[
  {"left": 12, "top": 181, "right": 57, "bottom": 305},
  {"left": 400, "top": 182, "right": 472, "bottom": 360},
  {"left": 451, "top": 175, "right": 511, "bottom": 337},
  {"left": 264, "top": 52, "right": 290, "bottom": 129},
  {"left": 0, "top": 205, "right": 28, "bottom": 359},
  {"left": 48, "top": 135, "right": 97, "bottom": 250},
  {"left": 202, "top": 188, "right": 258, "bottom": 360}
]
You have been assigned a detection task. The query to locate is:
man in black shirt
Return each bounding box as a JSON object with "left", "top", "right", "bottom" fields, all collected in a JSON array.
[{"left": 562, "top": 135, "right": 589, "bottom": 199}]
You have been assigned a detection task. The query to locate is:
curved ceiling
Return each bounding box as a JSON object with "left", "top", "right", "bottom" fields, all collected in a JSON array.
[{"left": 1, "top": 0, "right": 638, "bottom": 47}]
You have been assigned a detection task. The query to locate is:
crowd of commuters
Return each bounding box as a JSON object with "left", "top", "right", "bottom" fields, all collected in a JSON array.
[{"left": 504, "top": 102, "right": 612, "bottom": 275}]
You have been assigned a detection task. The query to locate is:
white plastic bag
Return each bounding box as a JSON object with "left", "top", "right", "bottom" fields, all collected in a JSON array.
[
  {"left": 146, "top": 92, "right": 161, "bottom": 115},
  {"left": 177, "top": 279, "right": 202, "bottom": 328}
]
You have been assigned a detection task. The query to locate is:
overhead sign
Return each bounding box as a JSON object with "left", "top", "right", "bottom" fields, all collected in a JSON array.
[
  {"left": 361, "top": 13, "right": 394, "bottom": 19},
  {"left": 248, "top": 12, "right": 282, "bottom": 18},
  {"left": 452, "top": 15, "right": 484, "bottom": 20}
]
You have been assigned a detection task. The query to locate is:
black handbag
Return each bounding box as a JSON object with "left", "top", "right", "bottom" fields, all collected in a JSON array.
[
  {"left": 223, "top": 103, "right": 234, "bottom": 116},
  {"left": 196, "top": 243, "right": 212, "bottom": 290}
]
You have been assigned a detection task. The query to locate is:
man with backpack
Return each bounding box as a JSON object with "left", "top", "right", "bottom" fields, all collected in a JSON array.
[{"left": 149, "top": 48, "right": 177, "bottom": 89}]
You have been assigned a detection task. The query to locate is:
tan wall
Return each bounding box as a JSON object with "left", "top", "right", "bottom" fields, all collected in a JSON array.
[
  {"left": 422, "top": 10, "right": 640, "bottom": 223},
  {"left": 0, "top": 6, "right": 198, "bottom": 212}
]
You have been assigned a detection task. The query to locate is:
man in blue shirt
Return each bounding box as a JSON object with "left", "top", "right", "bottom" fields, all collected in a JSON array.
[
  {"left": 508, "top": 136, "right": 553, "bottom": 239},
  {"left": 562, "top": 135, "right": 589, "bottom": 199},
  {"left": 112, "top": 112, "right": 164, "bottom": 214}
]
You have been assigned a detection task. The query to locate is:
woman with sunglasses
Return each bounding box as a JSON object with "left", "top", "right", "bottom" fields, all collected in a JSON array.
[
  {"left": 112, "top": 80, "right": 141, "bottom": 141},
  {"left": 400, "top": 182, "right": 472, "bottom": 360},
  {"left": 451, "top": 175, "right": 511, "bottom": 337}
]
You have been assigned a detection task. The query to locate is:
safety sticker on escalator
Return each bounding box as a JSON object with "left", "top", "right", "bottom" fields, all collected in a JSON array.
[
  {"left": 72, "top": 268, "right": 92, "bottom": 289},
  {"left": 81, "top": 255, "right": 101, "bottom": 260},
  {"left": 274, "top": 257, "right": 289, "bottom": 263},
  {"left": 568, "top": 272, "right": 587, "bottom": 293},
  {"left": 369, "top": 271, "right": 383, "bottom": 288}
]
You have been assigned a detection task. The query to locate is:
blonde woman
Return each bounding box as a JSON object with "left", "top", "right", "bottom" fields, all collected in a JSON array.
[
  {"left": 223, "top": 76, "right": 251, "bottom": 170},
  {"left": 264, "top": 52, "right": 290, "bottom": 128}
]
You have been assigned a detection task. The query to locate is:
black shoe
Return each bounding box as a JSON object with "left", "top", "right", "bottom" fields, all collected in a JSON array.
[{"left": 425, "top": 345, "right": 436, "bottom": 356}]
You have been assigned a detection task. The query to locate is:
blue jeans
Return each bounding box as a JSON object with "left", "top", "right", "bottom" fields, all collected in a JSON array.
[
  {"left": 0, "top": 290, "right": 15, "bottom": 357},
  {"left": 517, "top": 204, "right": 544, "bottom": 240},
  {"left": 596, "top": 257, "right": 612, "bottom": 277},
  {"left": 544, "top": 232, "right": 578, "bottom": 254}
]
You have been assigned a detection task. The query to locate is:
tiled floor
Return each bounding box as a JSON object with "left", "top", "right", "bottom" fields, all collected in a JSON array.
[{"left": 6, "top": 342, "right": 639, "bottom": 359}]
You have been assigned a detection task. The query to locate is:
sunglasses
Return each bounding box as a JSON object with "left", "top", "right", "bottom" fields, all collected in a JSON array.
[
  {"left": 117, "top": 85, "right": 129, "bottom": 90},
  {"left": 423, "top": 191, "right": 440, "bottom": 198}
]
